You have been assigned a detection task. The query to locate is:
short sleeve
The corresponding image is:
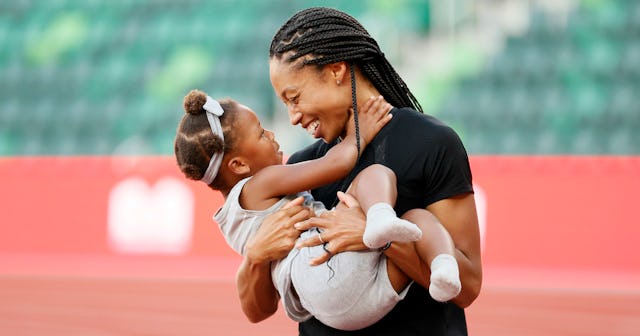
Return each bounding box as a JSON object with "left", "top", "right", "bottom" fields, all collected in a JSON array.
[{"left": 421, "top": 123, "right": 474, "bottom": 206}]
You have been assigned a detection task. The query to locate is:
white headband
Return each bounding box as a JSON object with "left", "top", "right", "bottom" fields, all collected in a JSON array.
[{"left": 200, "top": 96, "right": 225, "bottom": 185}]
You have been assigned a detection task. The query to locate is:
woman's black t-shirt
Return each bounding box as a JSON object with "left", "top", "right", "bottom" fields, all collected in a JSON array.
[{"left": 287, "top": 107, "right": 474, "bottom": 336}]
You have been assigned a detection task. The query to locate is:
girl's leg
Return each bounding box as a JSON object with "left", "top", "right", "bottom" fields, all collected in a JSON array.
[
  {"left": 347, "top": 164, "right": 421, "bottom": 248},
  {"left": 347, "top": 165, "right": 460, "bottom": 300},
  {"left": 385, "top": 257, "right": 411, "bottom": 294},
  {"left": 402, "top": 208, "right": 461, "bottom": 302}
]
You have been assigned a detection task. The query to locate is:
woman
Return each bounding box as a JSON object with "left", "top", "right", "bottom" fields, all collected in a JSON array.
[{"left": 236, "top": 7, "right": 482, "bottom": 335}]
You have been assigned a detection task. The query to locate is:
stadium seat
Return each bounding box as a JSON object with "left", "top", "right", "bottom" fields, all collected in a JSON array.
[{"left": 0, "top": 0, "right": 637, "bottom": 155}]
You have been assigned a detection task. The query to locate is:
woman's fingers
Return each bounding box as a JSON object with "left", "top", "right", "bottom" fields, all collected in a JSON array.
[
  {"left": 288, "top": 206, "right": 313, "bottom": 229},
  {"left": 296, "top": 229, "right": 328, "bottom": 249},
  {"left": 281, "top": 196, "right": 304, "bottom": 209},
  {"left": 310, "top": 245, "right": 332, "bottom": 265},
  {"left": 265, "top": 204, "right": 311, "bottom": 231},
  {"left": 292, "top": 200, "right": 370, "bottom": 266},
  {"left": 245, "top": 204, "right": 312, "bottom": 263},
  {"left": 336, "top": 191, "right": 359, "bottom": 208},
  {"left": 294, "top": 215, "right": 330, "bottom": 231}
]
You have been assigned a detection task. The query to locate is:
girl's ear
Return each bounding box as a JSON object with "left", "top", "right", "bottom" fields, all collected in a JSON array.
[
  {"left": 327, "top": 61, "right": 348, "bottom": 84},
  {"left": 227, "top": 156, "right": 250, "bottom": 176}
]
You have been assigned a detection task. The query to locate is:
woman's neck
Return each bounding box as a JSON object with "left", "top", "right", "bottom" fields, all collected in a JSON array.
[{"left": 354, "top": 77, "right": 381, "bottom": 108}]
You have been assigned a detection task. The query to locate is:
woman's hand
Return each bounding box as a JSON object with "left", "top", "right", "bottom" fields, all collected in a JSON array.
[
  {"left": 236, "top": 196, "right": 312, "bottom": 323},
  {"left": 346, "top": 96, "right": 393, "bottom": 148},
  {"left": 244, "top": 196, "right": 312, "bottom": 264},
  {"left": 293, "top": 192, "right": 368, "bottom": 265}
]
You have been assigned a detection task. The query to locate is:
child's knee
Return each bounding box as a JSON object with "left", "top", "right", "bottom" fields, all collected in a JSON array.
[{"left": 360, "top": 164, "right": 395, "bottom": 181}]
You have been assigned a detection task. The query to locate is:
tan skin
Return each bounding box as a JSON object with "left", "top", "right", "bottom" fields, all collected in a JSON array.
[
  {"left": 215, "top": 97, "right": 390, "bottom": 199},
  {"left": 236, "top": 59, "right": 483, "bottom": 323},
  {"left": 341, "top": 165, "right": 460, "bottom": 295},
  {"left": 223, "top": 95, "right": 392, "bottom": 323}
]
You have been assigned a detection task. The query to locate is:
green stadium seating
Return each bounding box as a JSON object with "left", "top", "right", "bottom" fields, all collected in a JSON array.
[
  {"left": 435, "top": 0, "right": 640, "bottom": 154},
  {"left": 1, "top": 0, "right": 637, "bottom": 155}
]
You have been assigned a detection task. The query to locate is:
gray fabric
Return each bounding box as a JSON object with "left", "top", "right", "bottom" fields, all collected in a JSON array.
[
  {"left": 214, "top": 177, "right": 312, "bottom": 322},
  {"left": 214, "top": 177, "right": 410, "bottom": 329},
  {"left": 291, "top": 229, "right": 410, "bottom": 330}
]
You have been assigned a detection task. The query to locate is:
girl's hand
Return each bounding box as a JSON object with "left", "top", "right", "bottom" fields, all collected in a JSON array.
[
  {"left": 346, "top": 96, "right": 393, "bottom": 147},
  {"left": 293, "top": 192, "right": 368, "bottom": 265},
  {"left": 244, "top": 197, "right": 312, "bottom": 264}
]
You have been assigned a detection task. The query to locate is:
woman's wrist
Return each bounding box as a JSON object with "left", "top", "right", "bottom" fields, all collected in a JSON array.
[
  {"left": 245, "top": 241, "right": 271, "bottom": 265},
  {"left": 379, "top": 242, "right": 392, "bottom": 251},
  {"left": 245, "top": 252, "right": 268, "bottom": 266}
]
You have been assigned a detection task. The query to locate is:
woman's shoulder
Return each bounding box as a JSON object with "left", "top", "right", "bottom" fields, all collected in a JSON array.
[
  {"left": 387, "top": 107, "right": 461, "bottom": 144},
  {"left": 392, "top": 107, "right": 448, "bottom": 128}
]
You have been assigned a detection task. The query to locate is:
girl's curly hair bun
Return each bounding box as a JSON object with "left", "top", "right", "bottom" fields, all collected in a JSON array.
[{"left": 183, "top": 89, "right": 208, "bottom": 115}]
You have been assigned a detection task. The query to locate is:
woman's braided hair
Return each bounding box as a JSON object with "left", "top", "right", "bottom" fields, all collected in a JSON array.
[{"left": 269, "top": 7, "right": 423, "bottom": 113}]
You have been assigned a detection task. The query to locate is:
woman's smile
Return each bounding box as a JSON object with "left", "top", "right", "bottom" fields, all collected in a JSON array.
[{"left": 305, "top": 119, "right": 320, "bottom": 137}]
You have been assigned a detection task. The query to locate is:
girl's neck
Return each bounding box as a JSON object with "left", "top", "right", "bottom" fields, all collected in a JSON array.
[
  {"left": 219, "top": 188, "right": 231, "bottom": 199},
  {"left": 216, "top": 173, "right": 244, "bottom": 198}
]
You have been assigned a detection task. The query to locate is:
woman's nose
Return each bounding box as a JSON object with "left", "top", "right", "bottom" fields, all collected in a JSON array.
[{"left": 289, "top": 110, "right": 302, "bottom": 125}]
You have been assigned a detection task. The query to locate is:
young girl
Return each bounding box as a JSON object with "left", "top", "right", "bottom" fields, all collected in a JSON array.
[{"left": 174, "top": 89, "right": 461, "bottom": 330}]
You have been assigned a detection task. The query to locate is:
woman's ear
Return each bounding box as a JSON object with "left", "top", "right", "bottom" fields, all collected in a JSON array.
[
  {"left": 327, "top": 61, "right": 348, "bottom": 85},
  {"left": 227, "top": 156, "right": 251, "bottom": 176}
]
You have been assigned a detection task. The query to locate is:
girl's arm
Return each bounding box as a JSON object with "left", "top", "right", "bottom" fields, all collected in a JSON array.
[{"left": 244, "top": 96, "right": 392, "bottom": 205}]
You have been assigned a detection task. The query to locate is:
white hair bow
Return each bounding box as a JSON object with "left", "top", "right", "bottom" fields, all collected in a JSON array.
[{"left": 200, "top": 96, "right": 225, "bottom": 185}]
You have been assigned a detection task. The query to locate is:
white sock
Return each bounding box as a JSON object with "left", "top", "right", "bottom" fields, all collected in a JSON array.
[
  {"left": 363, "top": 203, "right": 422, "bottom": 249},
  {"left": 429, "top": 254, "right": 461, "bottom": 302}
]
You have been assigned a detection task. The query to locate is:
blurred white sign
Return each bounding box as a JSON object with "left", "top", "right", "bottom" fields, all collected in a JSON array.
[
  {"left": 107, "top": 176, "right": 194, "bottom": 254},
  {"left": 474, "top": 184, "right": 487, "bottom": 252}
]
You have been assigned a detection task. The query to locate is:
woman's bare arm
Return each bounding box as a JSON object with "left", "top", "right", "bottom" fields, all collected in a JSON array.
[
  {"left": 424, "top": 193, "right": 482, "bottom": 307},
  {"left": 381, "top": 193, "right": 482, "bottom": 307},
  {"left": 235, "top": 199, "right": 312, "bottom": 321},
  {"left": 236, "top": 257, "right": 279, "bottom": 322}
]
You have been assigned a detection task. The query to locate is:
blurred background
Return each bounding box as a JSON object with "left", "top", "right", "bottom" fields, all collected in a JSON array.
[{"left": 1, "top": 0, "right": 639, "bottom": 335}]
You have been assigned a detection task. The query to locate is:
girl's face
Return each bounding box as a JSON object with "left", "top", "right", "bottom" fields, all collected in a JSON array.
[
  {"left": 269, "top": 58, "right": 352, "bottom": 143},
  {"left": 232, "top": 104, "right": 283, "bottom": 174}
]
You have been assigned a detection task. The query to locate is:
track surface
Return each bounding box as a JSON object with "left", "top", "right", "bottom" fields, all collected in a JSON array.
[{"left": 1, "top": 275, "right": 638, "bottom": 336}]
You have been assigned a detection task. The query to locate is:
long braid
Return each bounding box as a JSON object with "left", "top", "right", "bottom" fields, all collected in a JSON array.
[
  {"left": 270, "top": 7, "right": 423, "bottom": 113},
  {"left": 350, "top": 64, "right": 361, "bottom": 159}
]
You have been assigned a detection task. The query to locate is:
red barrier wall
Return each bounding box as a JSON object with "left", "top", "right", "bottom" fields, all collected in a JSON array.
[{"left": 1, "top": 156, "right": 638, "bottom": 286}]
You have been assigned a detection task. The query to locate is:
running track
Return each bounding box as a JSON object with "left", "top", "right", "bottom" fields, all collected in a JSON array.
[{"left": 1, "top": 256, "right": 638, "bottom": 335}]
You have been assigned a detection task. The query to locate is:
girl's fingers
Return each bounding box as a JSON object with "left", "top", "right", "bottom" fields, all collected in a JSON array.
[{"left": 361, "top": 96, "right": 375, "bottom": 113}]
